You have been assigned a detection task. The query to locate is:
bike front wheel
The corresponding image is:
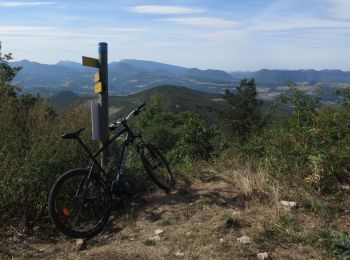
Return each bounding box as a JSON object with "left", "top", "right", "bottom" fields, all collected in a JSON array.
[
  {"left": 48, "top": 169, "right": 111, "bottom": 238},
  {"left": 140, "top": 143, "right": 175, "bottom": 192}
]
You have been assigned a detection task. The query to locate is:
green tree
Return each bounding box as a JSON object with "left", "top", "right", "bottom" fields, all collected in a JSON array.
[
  {"left": 0, "top": 42, "right": 22, "bottom": 97},
  {"left": 336, "top": 88, "right": 350, "bottom": 106},
  {"left": 279, "top": 87, "right": 319, "bottom": 127},
  {"left": 133, "top": 95, "right": 178, "bottom": 152},
  {"left": 220, "top": 78, "right": 263, "bottom": 141},
  {"left": 170, "top": 112, "right": 214, "bottom": 162}
]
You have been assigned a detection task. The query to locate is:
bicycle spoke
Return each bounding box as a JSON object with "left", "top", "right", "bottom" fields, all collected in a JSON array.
[{"left": 53, "top": 172, "right": 108, "bottom": 234}]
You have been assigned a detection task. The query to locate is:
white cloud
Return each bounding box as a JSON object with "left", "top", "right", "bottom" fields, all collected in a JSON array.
[
  {"left": 249, "top": 17, "right": 350, "bottom": 31},
  {"left": 130, "top": 5, "right": 205, "bottom": 15},
  {"left": 0, "top": 2, "right": 55, "bottom": 7},
  {"left": 328, "top": 0, "right": 350, "bottom": 19},
  {"left": 164, "top": 17, "right": 239, "bottom": 28}
]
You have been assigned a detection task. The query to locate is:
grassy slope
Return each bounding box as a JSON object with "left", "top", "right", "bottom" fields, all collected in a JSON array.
[
  {"left": 108, "top": 85, "right": 224, "bottom": 123},
  {"left": 48, "top": 85, "right": 225, "bottom": 123}
]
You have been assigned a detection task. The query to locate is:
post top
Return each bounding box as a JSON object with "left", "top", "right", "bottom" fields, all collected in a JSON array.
[{"left": 98, "top": 42, "right": 108, "bottom": 53}]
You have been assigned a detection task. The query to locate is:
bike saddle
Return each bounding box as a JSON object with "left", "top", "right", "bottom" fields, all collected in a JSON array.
[{"left": 62, "top": 128, "right": 85, "bottom": 139}]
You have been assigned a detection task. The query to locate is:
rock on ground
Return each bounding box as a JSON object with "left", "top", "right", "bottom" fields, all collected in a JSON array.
[
  {"left": 237, "top": 235, "right": 251, "bottom": 244},
  {"left": 280, "top": 200, "right": 297, "bottom": 209},
  {"left": 257, "top": 252, "right": 270, "bottom": 259}
]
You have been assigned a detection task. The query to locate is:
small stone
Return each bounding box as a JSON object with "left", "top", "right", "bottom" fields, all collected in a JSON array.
[
  {"left": 280, "top": 200, "right": 297, "bottom": 209},
  {"left": 219, "top": 238, "right": 225, "bottom": 243},
  {"left": 149, "top": 235, "right": 161, "bottom": 242},
  {"left": 154, "top": 229, "right": 164, "bottom": 235},
  {"left": 32, "top": 226, "right": 40, "bottom": 232},
  {"left": 237, "top": 235, "right": 251, "bottom": 244},
  {"left": 257, "top": 252, "right": 269, "bottom": 260},
  {"left": 174, "top": 250, "right": 185, "bottom": 257},
  {"left": 341, "top": 185, "right": 350, "bottom": 191},
  {"left": 232, "top": 210, "right": 241, "bottom": 216},
  {"left": 76, "top": 239, "right": 86, "bottom": 250}
]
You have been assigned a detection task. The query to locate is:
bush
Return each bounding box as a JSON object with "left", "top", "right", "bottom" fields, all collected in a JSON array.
[
  {"left": 241, "top": 88, "right": 350, "bottom": 192},
  {"left": 0, "top": 95, "right": 94, "bottom": 229},
  {"left": 133, "top": 95, "right": 218, "bottom": 162},
  {"left": 220, "top": 78, "right": 263, "bottom": 141},
  {"left": 169, "top": 112, "right": 216, "bottom": 162}
]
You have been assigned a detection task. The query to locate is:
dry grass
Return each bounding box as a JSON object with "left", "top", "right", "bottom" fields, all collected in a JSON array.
[
  {"left": 2, "top": 174, "right": 346, "bottom": 259},
  {"left": 1, "top": 144, "right": 349, "bottom": 259}
]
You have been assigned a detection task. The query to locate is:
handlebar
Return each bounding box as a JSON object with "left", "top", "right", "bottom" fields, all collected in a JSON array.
[{"left": 108, "top": 102, "right": 146, "bottom": 131}]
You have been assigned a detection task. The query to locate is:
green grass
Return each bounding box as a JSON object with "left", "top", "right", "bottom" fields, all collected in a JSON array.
[
  {"left": 143, "top": 239, "right": 156, "bottom": 246},
  {"left": 218, "top": 212, "right": 242, "bottom": 232},
  {"left": 160, "top": 217, "right": 174, "bottom": 226},
  {"left": 196, "top": 198, "right": 210, "bottom": 209}
]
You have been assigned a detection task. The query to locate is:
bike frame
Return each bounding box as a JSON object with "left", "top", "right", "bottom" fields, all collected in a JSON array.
[{"left": 75, "top": 121, "right": 141, "bottom": 193}]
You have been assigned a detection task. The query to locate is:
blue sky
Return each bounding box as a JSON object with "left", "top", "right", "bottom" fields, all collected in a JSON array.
[{"left": 1, "top": 0, "right": 350, "bottom": 71}]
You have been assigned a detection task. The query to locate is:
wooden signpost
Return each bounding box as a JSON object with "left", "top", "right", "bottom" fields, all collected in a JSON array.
[
  {"left": 82, "top": 56, "right": 99, "bottom": 68},
  {"left": 82, "top": 42, "right": 109, "bottom": 168},
  {"left": 94, "top": 72, "right": 102, "bottom": 94}
]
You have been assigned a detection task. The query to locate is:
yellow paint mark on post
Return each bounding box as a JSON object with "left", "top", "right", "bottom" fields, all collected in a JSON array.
[
  {"left": 94, "top": 82, "right": 102, "bottom": 93},
  {"left": 94, "top": 72, "right": 100, "bottom": 83},
  {"left": 82, "top": 56, "right": 99, "bottom": 68}
]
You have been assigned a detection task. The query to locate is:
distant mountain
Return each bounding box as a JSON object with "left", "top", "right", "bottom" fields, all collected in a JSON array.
[
  {"left": 56, "top": 60, "right": 83, "bottom": 69},
  {"left": 121, "top": 59, "right": 188, "bottom": 75},
  {"left": 230, "top": 69, "right": 350, "bottom": 84},
  {"left": 252, "top": 69, "right": 350, "bottom": 84},
  {"left": 12, "top": 59, "right": 234, "bottom": 96},
  {"left": 230, "top": 71, "right": 254, "bottom": 79},
  {"left": 11, "top": 60, "right": 91, "bottom": 96},
  {"left": 11, "top": 59, "right": 350, "bottom": 99},
  {"left": 183, "top": 68, "right": 233, "bottom": 82},
  {"left": 121, "top": 60, "right": 233, "bottom": 81},
  {"left": 109, "top": 61, "right": 145, "bottom": 76}
]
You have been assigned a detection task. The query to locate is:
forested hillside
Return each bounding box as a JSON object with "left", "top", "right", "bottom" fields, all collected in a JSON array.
[{"left": 12, "top": 59, "right": 350, "bottom": 106}]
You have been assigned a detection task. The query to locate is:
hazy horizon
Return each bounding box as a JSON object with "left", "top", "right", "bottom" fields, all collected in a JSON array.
[
  {"left": 10, "top": 58, "right": 350, "bottom": 73},
  {"left": 1, "top": 0, "right": 350, "bottom": 71}
]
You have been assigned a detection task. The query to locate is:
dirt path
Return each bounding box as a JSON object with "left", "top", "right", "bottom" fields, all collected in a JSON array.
[
  {"left": 2, "top": 179, "right": 346, "bottom": 259},
  {"left": 3, "top": 181, "right": 252, "bottom": 259}
]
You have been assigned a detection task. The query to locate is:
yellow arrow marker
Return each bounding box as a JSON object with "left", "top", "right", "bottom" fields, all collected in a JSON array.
[
  {"left": 94, "top": 82, "right": 102, "bottom": 93},
  {"left": 82, "top": 56, "right": 99, "bottom": 68},
  {"left": 94, "top": 72, "right": 100, "bottom": 83}
]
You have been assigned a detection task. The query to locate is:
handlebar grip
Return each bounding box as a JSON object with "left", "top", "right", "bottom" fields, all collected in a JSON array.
[
  {"left": 137, "top": 102, "right": 146, "bottom": 111},
  {"left": 133, "top": 102, "right": 146, "bottom": 116}
]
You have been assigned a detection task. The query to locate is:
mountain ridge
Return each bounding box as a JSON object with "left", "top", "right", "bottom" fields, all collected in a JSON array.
[{"left": 10, "top": 59, "right": 350, "bottom": 97}]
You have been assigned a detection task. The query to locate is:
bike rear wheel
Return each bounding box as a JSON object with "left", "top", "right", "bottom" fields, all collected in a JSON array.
[
  {"left": 140, "top": 143, "right": 175, "bottom": 192},
  {"left": 48, "top": 169, "right": 111, "bottom": 238}
]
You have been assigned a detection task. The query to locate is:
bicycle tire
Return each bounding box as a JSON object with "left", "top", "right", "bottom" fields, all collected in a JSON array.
[
  {"left": 140, "top": 143, "right": 175, "bottom": 192},
  {"left": 48, "top": 168, "right": 111, "bottom": 238}
]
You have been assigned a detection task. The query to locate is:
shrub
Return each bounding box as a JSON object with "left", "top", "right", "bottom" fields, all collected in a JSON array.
[
  {"left": 242, "top": 88, "right": 350, "bottom": 192},
  {"left": 0, "top": 95, "right": 93, "bottom": 229},
  {"left": 169, "top": 112, "right": 216, "bottom": 162},
  {"left": 220, "top": 78, "right": 263, "bottom": 141}
]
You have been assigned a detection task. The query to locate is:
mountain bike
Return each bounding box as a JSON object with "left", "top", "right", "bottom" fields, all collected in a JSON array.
[{"left": 48, "top": 103, "right": 175, "bottom": 238}]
